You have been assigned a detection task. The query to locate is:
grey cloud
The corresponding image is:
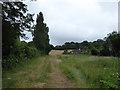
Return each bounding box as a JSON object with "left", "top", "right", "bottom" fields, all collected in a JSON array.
[{"left": 22, "top": 0, "right": 118, "bottom": 46}]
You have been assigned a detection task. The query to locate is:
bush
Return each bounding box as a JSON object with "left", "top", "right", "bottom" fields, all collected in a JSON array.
[
  {"left": 63, "top": 49, "right": 68, "bottom": 54},
  {"left": 91, "top": 49, "right": 99, "bottom": 55},
  {"left": 100, "top": 49, "right": 110, "bottom": 56},
  {"left": 2, "top": 41, "right": 41, "bottom": 70},
  {"left": 99, "top": 74, "right": 119, "bottom": 88}
]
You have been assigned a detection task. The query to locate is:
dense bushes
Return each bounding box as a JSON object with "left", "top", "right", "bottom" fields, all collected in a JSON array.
[
  {"left": 99, "top": 49, "right": 110, "bottom": 56},
  {"left": 91, "top": 49, "right": 99, "bottom": 56},
  {"left": 99, "top": 32, "right": 120, "bottom": 57},
  {"left": 2, "top": 2, "right": 38, "bottom": 70},
  {"left": 2, "top": 2, "right": 51, "bottom": 70},
  {"left": 2, "top": 41, "right": 41, "bottom": 69}
]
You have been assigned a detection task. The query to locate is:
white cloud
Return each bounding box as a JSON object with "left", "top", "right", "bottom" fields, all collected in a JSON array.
[{"left": 22, "top": 0, "right": 118, "bottom": 46}]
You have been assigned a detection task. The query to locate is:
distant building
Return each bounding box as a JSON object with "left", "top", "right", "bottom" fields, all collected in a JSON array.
[
  {"left": 64, "top": 48, "right": 89, "bottom": 54},
  {"left": 72, "top": 49, "right": 81, "bottom": 53},
  {"left": 71, "top": 49, "right": 88, "bottom": 54}
]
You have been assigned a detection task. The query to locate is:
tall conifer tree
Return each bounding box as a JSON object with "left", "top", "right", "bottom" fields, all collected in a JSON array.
[{"left": 33, "top": 12, "right": 50, "bottom": 54}]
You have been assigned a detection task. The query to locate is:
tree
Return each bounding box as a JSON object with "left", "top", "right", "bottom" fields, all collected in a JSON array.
[
  {"left": 91, "top": 49, "right": 99, "bottom": 56},
  {"left": 33, "top": 12, "right": 50, "bottom": 55},
  {"left": 100, "top": 31, "right": 120, "bottom": 57},
  {"left": 2, "top": 2, "right": 34, "bottom": 59},
  {"left": 106, "top": 31, "right": 120, "bottom": 57},
  {"left": 50, "top": 44, "right": 54, "bottom": 50}
]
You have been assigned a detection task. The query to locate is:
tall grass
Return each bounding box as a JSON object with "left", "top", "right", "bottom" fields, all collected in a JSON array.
[
  {"left": 2, "top": 56, "right": 52, "bottom": 88},
  {"left": 59, "top": 54, "right": 119, "bottom": 88}
]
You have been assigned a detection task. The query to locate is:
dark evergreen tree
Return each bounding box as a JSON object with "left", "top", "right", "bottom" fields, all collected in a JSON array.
[{"left": 33, "top": 12, "right": 50, "bottom": 55}]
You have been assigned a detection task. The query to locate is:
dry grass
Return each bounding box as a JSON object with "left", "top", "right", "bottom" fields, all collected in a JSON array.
[{"left": 49, "top": 50, "right": 64, "bottom": 55}]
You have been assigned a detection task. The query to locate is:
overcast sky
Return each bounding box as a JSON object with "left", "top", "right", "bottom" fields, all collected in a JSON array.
[{"left": 22, "top": 0, "right": 118, "bottom": 46}]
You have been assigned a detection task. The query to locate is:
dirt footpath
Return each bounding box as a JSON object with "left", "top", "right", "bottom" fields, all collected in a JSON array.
[{"left": 44, "top": 58, "right": 74, "bottom": 88}]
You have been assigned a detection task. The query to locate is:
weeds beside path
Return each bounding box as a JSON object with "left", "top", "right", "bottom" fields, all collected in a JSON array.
[
  {"left": 3, "top": 51, "right": 118, "bottom": 88},
  {"left": 3, "top": 55, "right": 75, "bottom": 88},
  {"left": 3, "top": 56, "right": 51, "bottom": 88}
]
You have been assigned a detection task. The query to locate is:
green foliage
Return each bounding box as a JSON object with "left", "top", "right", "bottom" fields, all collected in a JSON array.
[
  {"left": 60, "top": 64, "right": 80, "bottom": 81},
  {"left": 54, "top": 42, "right": 81, "bottom": 50},
  {"left": 37, "top": 60, "right": 51, "bottom": 82},
  {"left": 2, "top": 40, "right": 41, "bottom": 69},
  {"left": 2, "top": 56, "right": 52, "bottom": 88},
  {"left": 63, "top": 49, "right": 68, "bottom": 54},
  {"left": 99, "top": 72, "right": 119, "bottom": 88},
  {"left": 28, "top": 41, "right": 35, "bottom": 47},
  {"left": 59, "top": 54, "right": 119, "bottom": 88},
  {"left": 99, "top": 31, "right": 120, "bottom": 57},
  {"left": 49, "top": 44, "right": 54, "bottom": 50},
  {"left": 106, "top": 31, "right": 120, "bottom": 57},
  {"left": 3, "top": 78, "right": 17, "bottom": 88},
  {"left": 55, "top": 31, "right": 120, "bottom": 57},
  {"left": 2, "top": 2, "right": 43, "bottom": 70},
  {"left": 91, "top": 49, "right": 99, "bottom": 55},
  {"left": 33, "top": 12, "right": 50, "bottom": 55},
  {"left": 2, "top": 2, "right": 34, "bottom": 59},
  {"left": 100, "top": 48, "right": 110, "bottom": 56},
  {"left": 54, "top": 40, "right": 105, "bottom": 55},
  {"left": 2, "top": 21, "right": 17, "bottom": 59},
  {"left": 2, "top": 56, "right": 44, "bottom": 88}
]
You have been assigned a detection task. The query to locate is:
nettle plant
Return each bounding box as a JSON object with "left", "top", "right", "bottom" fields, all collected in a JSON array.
[{"left": 99, "top": 72, "right": 119, "bottom": 88}]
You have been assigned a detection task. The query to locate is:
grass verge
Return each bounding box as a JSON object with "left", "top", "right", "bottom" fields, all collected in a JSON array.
[
  {"left": 59, "top": 54, "right": 119, "bottom": 88},
  {"left": 2, "top": 56, "right": 52, "bottom": 88}
]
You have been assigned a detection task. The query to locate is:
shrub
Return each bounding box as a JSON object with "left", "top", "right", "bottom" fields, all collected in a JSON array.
[
  {"left": 99, "top": 74, "right": 119, "bottom": 88},
  {"left": 91, "top": 49, "right": 99, "bottom": 55},
  {"left": 2, "top": 41, "right": 41, "bottom": 70},
  {"left": 100, "top": 49, "right": 110, "bottom": 56},
  {"left": 63, "top": 49, "right": 68, "bottom": 54}
]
